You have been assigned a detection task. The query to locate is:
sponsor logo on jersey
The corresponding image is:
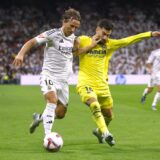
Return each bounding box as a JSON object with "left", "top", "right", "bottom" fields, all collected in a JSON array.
[
  {"left": 58, "top": 46, "right": 72, "bottom": 55},
  {"left": 88, "top": 49, "right": 106, "bottom": 55}
]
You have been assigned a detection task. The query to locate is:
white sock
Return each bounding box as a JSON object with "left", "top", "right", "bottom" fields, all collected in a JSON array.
[
  {"left": 152, "top": 92, "right": 160, "bottom": 106},
  {"left": 42, "top": 103, "right": 56, "bottom": 135},
  {"left": 143, "top": 88, "right": 148, "bottom": 96}
]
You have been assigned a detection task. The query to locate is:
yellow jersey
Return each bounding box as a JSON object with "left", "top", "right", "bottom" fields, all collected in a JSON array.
[{"left": 77, "top": 31, "right": 151, "bottom": 88}]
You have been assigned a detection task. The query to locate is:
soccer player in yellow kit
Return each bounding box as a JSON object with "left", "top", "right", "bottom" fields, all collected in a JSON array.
[{"left": 75, "top": 19, "right": 160, "bottom": 146}]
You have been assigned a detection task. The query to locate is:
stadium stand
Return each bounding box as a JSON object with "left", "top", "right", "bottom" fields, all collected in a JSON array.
[{"left": 0, "top": 0, "right": 160, "bottom": 84}]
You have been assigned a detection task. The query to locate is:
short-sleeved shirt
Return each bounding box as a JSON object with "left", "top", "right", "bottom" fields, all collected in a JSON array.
[
  {"left": 35, "top": 28, "right": 75, "bottom": 83},
  {"left": 147, "top": 49, "right": 160, "bottom": 75}
]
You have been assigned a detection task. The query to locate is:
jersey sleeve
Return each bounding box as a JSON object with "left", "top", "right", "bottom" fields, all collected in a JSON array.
[
  {"left": 78, "top": 36, "right": 90, "bottom": 48},
  {"left": 35, "top": 29, "right": 56, "bottom": 44},
  {"left": 109, "top": 31, "right": 152, "bottom": 51}
]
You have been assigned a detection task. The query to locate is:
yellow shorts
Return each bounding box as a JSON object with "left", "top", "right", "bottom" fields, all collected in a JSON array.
[{"left": 77, "top": 85, "right": 113, "bottom": 109}]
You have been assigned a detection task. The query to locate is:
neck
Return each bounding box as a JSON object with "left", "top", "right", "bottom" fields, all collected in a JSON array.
[{"left": 61, "top": 26, "right": 69, "bottom": 37}]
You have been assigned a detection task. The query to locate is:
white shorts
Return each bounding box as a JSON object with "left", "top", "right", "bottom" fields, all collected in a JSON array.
[
  {"left": 148, "top": 74, "right": 160, "bottom": 87},
  {"left": 40, "top": 73, "right": 69, "bottom": 106}
]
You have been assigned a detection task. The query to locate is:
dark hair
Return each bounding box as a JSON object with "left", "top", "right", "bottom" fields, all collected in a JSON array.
[
  {"left": 97, "top": 19, "right": 114, "bottom": 30},
  {"left": 62, "top": 8, "right": 81, "bottom": 22}
]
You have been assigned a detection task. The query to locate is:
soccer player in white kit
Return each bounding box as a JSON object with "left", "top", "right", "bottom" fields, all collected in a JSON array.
[
  {"left": 13, "top": 8, "right": 81, "bottom": 135},
  {"left": 141, "top": 48, "right": 160, "bottom": 110}
]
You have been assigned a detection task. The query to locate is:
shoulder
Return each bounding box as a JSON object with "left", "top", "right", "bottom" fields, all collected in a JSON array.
[
  {"left": 45, "top": 28, "right": 60, "bottom": 36},
  {"left": 152, "top": 49, "right": 160, "bottom": 54},
  {"left": 78, "top": 35, "right": 91, "bottom": 44},
  {"left": 79, "top": 35, "right": 90, "bottom": 40},
  {"left": 35, "top": 29, "right": 60, "bottom": 43},
  {"left": 107, "top": 38, "right": 118, "bottom": 43},
  {"left": 106, "top": 38, "right": 118, "bottom": 47},
  {"left": 150, "top": 49, "right": 160, "bottom": 57},
  {"left": 69, "top": 33, "right": 76, "bottom": 41},
  {"left": 149, "top": 49, "right": 160, "bottom": 59}
]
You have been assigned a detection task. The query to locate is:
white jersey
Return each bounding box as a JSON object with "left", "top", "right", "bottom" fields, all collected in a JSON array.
[
  {"left": 147, "top": 49, "right": 160, "bottom": 75},
  {"left": 35, "top": 28, "right": 75, "bottom": 83}
]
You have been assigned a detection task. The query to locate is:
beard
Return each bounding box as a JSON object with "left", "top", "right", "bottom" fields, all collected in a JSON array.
[{"left": 97, "top": 39, "right": 106, "bottom": 45}]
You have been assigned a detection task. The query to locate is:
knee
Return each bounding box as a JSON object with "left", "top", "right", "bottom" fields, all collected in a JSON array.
[
  {"left": 56, "top": 111, "right": 66, "bottom": 119},
  {"left": 148, "top": 88, "right": 153, "bottom": 93},
  {"left": 48, "top": 98, "right": 57, "bottom": 104},
  {"left": 55, "top": 106, "right": 67, "bottom": 119}
]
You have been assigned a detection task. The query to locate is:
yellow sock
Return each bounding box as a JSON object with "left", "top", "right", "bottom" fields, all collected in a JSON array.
[{"left": 90, "top": 101, "right": 108, "bottom": 134}]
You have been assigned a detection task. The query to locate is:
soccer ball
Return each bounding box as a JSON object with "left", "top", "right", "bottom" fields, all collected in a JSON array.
[{"left": 43, "top": 132, "right": 63, "bottom": 152}]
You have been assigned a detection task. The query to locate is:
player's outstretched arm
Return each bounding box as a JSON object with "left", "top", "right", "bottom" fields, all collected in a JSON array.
[
  {"left": 13, "top": 38, "right": 38, "bottom": 67},
  {"left": 151, "top": 31, "right": 160, "bottom": 37}
]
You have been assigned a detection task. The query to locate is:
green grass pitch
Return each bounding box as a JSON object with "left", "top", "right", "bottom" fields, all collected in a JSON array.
[{"left": 0, "top": 85, "right": 160, "bottom": 160}]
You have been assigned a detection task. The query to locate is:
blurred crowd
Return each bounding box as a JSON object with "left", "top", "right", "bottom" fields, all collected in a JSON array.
[{"left": 1, "top": 0, "right": 160, "bottom": 84}]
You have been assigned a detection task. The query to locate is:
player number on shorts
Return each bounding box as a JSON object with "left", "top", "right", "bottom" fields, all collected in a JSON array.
[{"left": 45, "top": 79, "right": 53, "bottom": 86}]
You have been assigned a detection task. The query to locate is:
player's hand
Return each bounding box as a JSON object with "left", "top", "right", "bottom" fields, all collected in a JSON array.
[
  {"left": 91, "top": 35, "right": 101, "bottom": 47},
  {"left": 13, "top": 54, "right": 24, "bottom": 67},
  {"left": 151, "top": 31, "right": 160, "bottom": 37}
]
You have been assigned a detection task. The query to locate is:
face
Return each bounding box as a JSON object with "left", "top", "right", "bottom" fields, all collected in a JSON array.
[
  {"left": 62, "top": 19, "right": 80, "bottom": 36},
  {"left": 96, "top": 27, "right": 112, "bottom": 44}
]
